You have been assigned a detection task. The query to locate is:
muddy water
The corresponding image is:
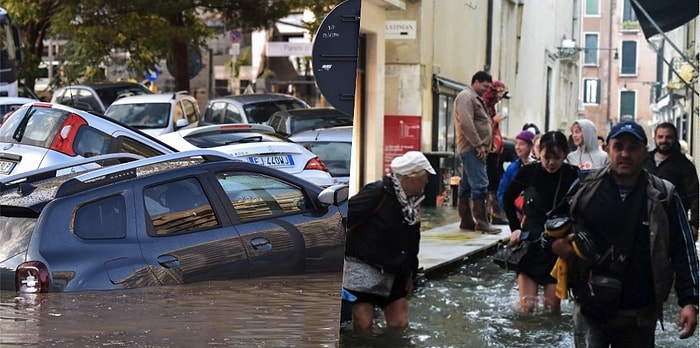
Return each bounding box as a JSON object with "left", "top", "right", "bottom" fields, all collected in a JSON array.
[{"left": 1, "top": 272, "right": 343, "bottom": 347}]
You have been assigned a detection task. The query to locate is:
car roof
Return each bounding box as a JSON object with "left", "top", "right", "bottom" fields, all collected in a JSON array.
[
  {"left": 109, "top": 92, "right": 192, "bottom": 105},
  {"left": 209, "top": 93, "right": 307, "bottom": 105},
  {"left": 270, "top": 107, "right": 348, "bottom": 118},
  {"left": 69, "top": 82, "right": 149, "bottom": 90},
  {"left": 0, "top": 97, "right": 37, "bottom": 105},
  {"left": 0, "top": 150, "right": 238, "bottom": 209}
]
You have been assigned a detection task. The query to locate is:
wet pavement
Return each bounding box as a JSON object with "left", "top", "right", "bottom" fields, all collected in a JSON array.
[{"left": 419, "top": 205, "right": 509, "bottom": 274}]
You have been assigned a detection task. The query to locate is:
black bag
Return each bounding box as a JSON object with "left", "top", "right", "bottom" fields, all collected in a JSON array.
[
  {"left": 492, "top": 241, "right": 530, "bottom": 272},
  {"left": 573, "top": 273, "right": 623, "bottom": 319}
]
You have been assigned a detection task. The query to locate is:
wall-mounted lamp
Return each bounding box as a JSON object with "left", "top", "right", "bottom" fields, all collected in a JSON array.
[{"left": 556, "top": 39, "right": 619, "bottom": 60}]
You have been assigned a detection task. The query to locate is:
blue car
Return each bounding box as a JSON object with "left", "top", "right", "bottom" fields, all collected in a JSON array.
[{"left": 0, "top": 150, "right": 348, "bottom": 293}]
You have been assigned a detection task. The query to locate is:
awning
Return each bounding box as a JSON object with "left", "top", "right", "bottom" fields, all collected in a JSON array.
[
  {"left": 433, "top": 75, "right": 466, "bottom": 95},
  {"left": 631, "top": 0, "right": 699, "bottom": 39}
]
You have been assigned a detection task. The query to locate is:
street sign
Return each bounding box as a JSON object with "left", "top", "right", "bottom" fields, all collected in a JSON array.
[
  {"left": 311, "top": 0, "right": 361, "bottom": 116},
  {"left": 144, "top": 66, "right": 161, "bottom": 81},
  {"left": 267, "top": 42, "right": 312, "bottom": 57},
  {"left": 229, "top": 30, "right": 241, "bottom": 44},
  {"left": 166, "top": 49, "right": 202, "bottom": 79},
  {"left": 230, "top": 43, "right": 240, "bottom": 56}
]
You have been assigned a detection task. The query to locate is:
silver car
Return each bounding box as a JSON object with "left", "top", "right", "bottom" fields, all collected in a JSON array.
[
  {"left": 200, "top": 93, "right": 309, "bottom": 125},
  {"left": 0, "top": 102, "right": 176, "bottom": 177},
  {"left": 290, "top": 126, "right": 352, "bottom": 186}
]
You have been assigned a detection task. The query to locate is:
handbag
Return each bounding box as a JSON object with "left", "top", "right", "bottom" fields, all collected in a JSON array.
[
  {"left": 342, "top": 256, "right": 396, "bottom": 297},
  {"left": 492, "top": 241, "right": 530, "bottom": 272}
]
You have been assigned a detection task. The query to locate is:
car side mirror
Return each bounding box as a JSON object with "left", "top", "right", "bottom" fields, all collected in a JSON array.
[
  {"left": 318, "top": 184, "right": 349, "bottom": 206},
  {"left": 175, "top": 118, "right": 189, "bottom": 129}
]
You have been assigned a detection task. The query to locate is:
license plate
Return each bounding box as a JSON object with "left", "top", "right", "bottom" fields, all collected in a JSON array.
[
  {"left": 0, "top": 160, "right": 16, "bottom": 175},
  {"left": 248, "top": 155, "right": 295, "bottom": 167}
]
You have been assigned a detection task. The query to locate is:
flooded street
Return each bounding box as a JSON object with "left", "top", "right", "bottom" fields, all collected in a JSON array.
[{"left": 1, "top": 273, "right": 343, "bottom": 347}]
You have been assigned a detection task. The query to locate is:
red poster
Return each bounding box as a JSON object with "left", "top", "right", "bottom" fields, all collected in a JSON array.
[{"left": 383, "top": 115, "right": 422, "bottom": 174}]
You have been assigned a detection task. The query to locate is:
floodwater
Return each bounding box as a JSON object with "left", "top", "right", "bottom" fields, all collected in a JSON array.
[
  {"left": 340, "top": 257, "right": 700, "bottom": 348},
  {"left": 1, "top": 273, "right": 344, "bottom": 347},
  {"left": 2, "top": 205, "right": 698, "bottom": 347}
]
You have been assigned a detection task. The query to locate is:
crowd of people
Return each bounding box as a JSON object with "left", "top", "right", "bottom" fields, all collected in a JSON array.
[{"left": 341, "top": 70, "right": 699, "bottom": 346}]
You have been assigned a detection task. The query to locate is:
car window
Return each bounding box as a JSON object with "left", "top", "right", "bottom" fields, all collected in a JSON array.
[
  {"left": 74, "top": 126, "right": 112, "bottom": 157},
  {"left": 74, "top": 195, "right": 127, "bottom": 239},
  {"left": 144, "top": 178, "right": 219, "bottom": 236},
  {"left": 216, "top": 173, "right": 309, "bottom": 223},
  {"left": 182, "top": 100, "right": 198, "bottom": 124},
  {"left": 0, "top": 216, "right": 37, "bottom": 261},
  {"left": 172, "top": 102, "right": 184, "bottom": 124},
  {"left": 106, "top": 103, "right": 169, "bottom": 129},
  {"left": 267, "top": 116, "right": 283, "bottom": 133},
  {"left": 0, "top": 106, "right": 67, "bottom": 147},
  {"left": 117, "top": 136, "right": 167, "bottom": 157},
  {"left": 301, "top": 141, "right": 352, "bottom": 177},
  {"left": 291, "top": 115, "right": 353, "bottom": 134},
  {"left": 244, "top": 100, "right": 307, "bottom": 124}
]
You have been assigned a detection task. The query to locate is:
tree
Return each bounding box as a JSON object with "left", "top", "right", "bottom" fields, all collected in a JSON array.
[{"left": 8, "top": 0, "right": 344, "bottom": 93}]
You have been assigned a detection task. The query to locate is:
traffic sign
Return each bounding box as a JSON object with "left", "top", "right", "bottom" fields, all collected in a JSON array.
[
  {"left": 144, "top": 66, "right": 161, "bottom": 81},
  {"left": 229, "top": 30, "right": 241, "bottom": 44}
]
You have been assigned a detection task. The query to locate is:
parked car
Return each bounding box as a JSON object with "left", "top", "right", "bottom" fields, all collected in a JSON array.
[
  {"left": 267, "top": 107, "right": 352, "bottom": 137},
  {"left": 290, "top": 126, "right": 352, "bottom": 186},
  {"left": 104, "top": 92, "right": 200, "bottom": 136},
  {"left": 0, "top": 97, "right": 37, "bottom": 124},
  {"left": 200, "top": 93, "right": 310, "bottom": 126},
  {"left": 0, "top": 150, "right": 349, "bottom": 293},
  {"left": 0, "top": 102, "right": 177, "bottom": 178},
  {"left": 157, "top": 124, "right": 334, "bottom": 187},
  {"left": 50, "top": 82, "right": 153, "bottom": 113}
]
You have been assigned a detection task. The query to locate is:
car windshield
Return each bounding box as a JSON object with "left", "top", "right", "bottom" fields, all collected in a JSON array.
[
  {"left": 183, "top": 131, "right": 291, "bottom": 148},
  {"left": 96, "top": 85, "right": 153, "bottom": 107},
  {"left": 300, "top": 141, "right": 351, "bottom": 177},
  {"left": 0, "top": 106, "right": 67, "bottom": 147},
  {"left": 106, "top": 103, "right": 171, "bottom": 129},
  {"left": 244, "top": 100, "right": 308, "bottom": 123},
  {"left": 0, "top": 214, "right": 37, "bottom": 262}
]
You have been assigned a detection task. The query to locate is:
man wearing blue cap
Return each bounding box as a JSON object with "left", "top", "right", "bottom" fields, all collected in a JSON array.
[{"left": 548, "top": 120, "right": 699, "bottom": 347}]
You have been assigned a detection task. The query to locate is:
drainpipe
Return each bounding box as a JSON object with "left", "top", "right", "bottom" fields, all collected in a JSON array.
[
  {"left": 484, "top": 0, "right": 493, "bottom": 72},
  {"left": 606, "top": 0, "right": 614, "bottom": 126}
]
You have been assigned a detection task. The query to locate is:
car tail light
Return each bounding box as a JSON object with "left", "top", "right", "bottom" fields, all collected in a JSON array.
[
  {"left": 304, "top": 156, "right": 329, "bottom": 172},
  {"left": 16, "top": 261, "right": 50, "bottom": 293},
  {"left": 49, "top": 113, "right": 88, "bottom": 156}
]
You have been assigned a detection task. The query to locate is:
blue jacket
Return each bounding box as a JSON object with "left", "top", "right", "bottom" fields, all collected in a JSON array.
[{"left": 497, "top": 158, "right": 524, "bottom": 208}]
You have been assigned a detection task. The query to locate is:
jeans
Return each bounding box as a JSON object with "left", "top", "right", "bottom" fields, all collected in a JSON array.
[
  {"left": 458, "top": 149, "right": 489, "bottom": 200},
  {"left": 573, "top": 303, "right": 656, "bottom": 348}
]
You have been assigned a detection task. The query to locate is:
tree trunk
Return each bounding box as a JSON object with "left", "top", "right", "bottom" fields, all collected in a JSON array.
[{"left": 171, "top": 40, "right": 190, "bottom": 93}]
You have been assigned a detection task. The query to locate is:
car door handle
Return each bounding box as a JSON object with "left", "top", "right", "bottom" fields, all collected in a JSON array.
[
  {"left": 250, "top": 237, "right": 272, "bottom": 251},
  {"left": 157, "top": 255, "right": 180, "bottom": 268}
]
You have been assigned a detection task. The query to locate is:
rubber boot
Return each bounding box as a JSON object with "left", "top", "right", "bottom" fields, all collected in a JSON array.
[
  {"left": 458, "top": 197, "right": 476, "bottom": 230},
  {"left": 471, "top": 198, "right": 502, "bottom": 234},
  {"left": 488, "top": 192, "right": 508, "bottom": 225}
]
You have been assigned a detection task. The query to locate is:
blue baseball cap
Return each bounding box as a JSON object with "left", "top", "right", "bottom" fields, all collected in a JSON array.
[{"left": 607, "top": 121, "right": 647, "bottom": 145}]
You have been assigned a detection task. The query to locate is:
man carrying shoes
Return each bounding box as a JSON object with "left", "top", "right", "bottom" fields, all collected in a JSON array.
[{"left": 548, "top": 120, "right": 699, "bottom": 347}]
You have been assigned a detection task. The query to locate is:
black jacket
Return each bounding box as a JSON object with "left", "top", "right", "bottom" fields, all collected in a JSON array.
[
  {"left": 642, "top": 149, "right": 699, "bottom": 230},
  {"left": 345, "top": 177, "right": 420, "bottom": 277}
]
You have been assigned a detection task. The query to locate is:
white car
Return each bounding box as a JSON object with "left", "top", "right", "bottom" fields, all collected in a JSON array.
[
  {"left": 157, "top": 124, "right": 334, "bottom": 187},
  {"left": 105, "top": 92, "right": 200, "bottom": 136}
]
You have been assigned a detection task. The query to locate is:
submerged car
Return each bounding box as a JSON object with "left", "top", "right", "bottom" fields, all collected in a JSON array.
[
  {"left": 290, "top": 126, "right": 352, "bottom": 186},
  {"left": 104, "top": 92, "right": 200, "bottom": 136},
  {"left": 0, "top": 102, "right": 176, "bottom": 178},
  {"left": 157, "top": 124, "right": 334, "bottom": 187},
  {"left": 0, "top": 150, "right": 349, "bottom": 293}
]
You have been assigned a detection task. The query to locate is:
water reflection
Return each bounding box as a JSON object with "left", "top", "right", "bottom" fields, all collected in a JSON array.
[
  {"left": 340, "top": 257, "right": 699, "bottom": 348},
  {"left": 1, "top": 272, "right": 342, "bottom": 347}
]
